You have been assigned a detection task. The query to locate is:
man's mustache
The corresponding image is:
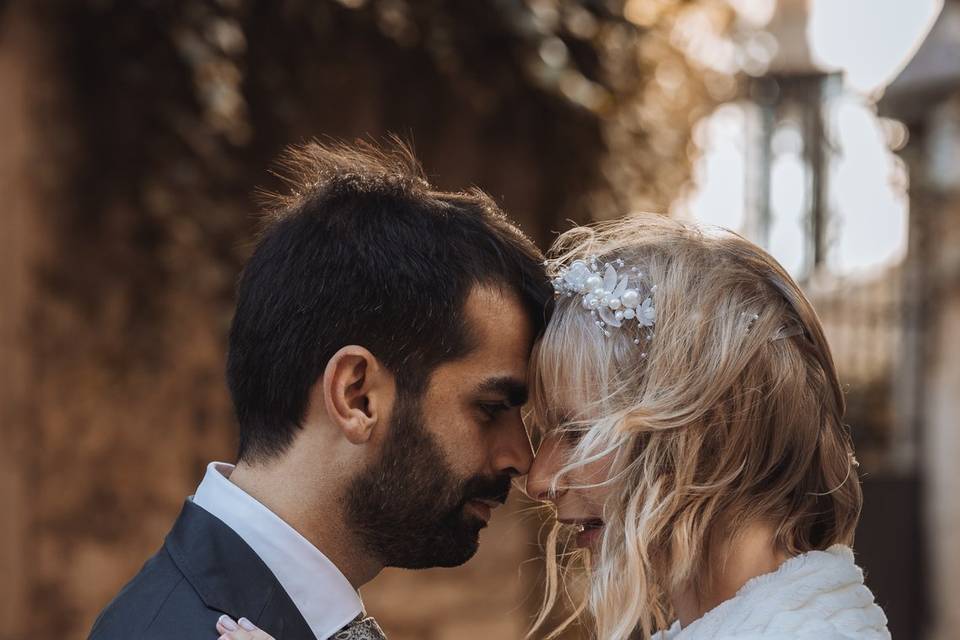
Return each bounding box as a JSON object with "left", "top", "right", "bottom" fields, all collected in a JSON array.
[{"left": 459, "top": 473, "right": 512, "bottom": 506}]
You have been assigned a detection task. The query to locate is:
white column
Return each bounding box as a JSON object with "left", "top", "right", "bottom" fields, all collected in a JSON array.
[{"left": 923, "top": 96, "right": 960, "bottom": 640}]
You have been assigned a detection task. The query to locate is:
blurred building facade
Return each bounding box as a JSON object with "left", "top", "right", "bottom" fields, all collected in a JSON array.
[
  {"left": 672, "top": 2, "right": 955, "bottom": 638},
  {"left": 881, "top": 2, "right": 960, "bottom": 638},
  {"left": 700, "top": 2, "right": 960, "bottom": 638}
]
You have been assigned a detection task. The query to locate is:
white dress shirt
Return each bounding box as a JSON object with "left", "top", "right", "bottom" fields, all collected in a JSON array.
[{"left": 191, "top": 461, "right": 363, "bottom": 639}]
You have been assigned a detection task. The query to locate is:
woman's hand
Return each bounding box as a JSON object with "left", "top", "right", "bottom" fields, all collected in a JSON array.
[{"left": 216, "top": 614, "right": 276, "bottom": 640}]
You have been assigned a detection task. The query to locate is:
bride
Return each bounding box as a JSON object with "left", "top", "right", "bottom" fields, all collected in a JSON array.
[{"left": 216, "top": 214, "right": 890, "bottom": 639}]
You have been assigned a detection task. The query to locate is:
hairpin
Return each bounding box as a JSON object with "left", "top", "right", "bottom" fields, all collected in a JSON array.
[{"left": 552, "top": 256, "right": 656, "bottom": 345}]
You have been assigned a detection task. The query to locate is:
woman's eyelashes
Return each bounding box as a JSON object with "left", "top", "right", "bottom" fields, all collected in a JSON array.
[{"left": 558, "top": 424, "right": 586, "bottom": 445}]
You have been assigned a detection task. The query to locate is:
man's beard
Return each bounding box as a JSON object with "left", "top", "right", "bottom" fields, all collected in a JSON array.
[{"left": 345, "top": 392, "right": 512, "bottom": 569}]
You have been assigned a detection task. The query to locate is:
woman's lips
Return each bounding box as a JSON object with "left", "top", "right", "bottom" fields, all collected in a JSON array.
[
  {"left": 576, "top": 522, "right": 604, "bottom": 548},
  {"left": 559, "top": 517, "right": 605, "bottom": 548}
]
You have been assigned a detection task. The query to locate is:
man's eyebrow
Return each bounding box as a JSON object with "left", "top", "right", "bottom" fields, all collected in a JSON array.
[{"left": 473, "top": 376, "right": 529, "bottom": 406}]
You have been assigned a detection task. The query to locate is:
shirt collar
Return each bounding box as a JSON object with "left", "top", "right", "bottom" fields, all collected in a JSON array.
[{"left": 192, "top": 461, "right": 363, "bottom": 639}]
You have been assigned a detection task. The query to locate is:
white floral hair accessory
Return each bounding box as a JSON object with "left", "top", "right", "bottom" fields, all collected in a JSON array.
[{"left": 552, "top": 256, "right": 656, "bottom": 345}]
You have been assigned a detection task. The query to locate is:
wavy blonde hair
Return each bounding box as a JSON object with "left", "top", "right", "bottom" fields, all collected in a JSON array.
[{"left": 526, "top": 214, "right": 862, "bottom": 639}]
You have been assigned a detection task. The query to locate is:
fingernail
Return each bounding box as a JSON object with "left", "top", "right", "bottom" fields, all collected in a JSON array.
[
  {"left": 238, "top": 617, "right": 256, "bottom": 631},
  {"left": 218, "top": 615, "right": 239, "bottom": 631}
]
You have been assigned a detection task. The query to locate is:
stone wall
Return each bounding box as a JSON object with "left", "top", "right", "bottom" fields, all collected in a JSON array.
[
  {"left": 0, "top": 5, "right": 37, "bottom": 636},
  {"left": 0, "top": 3, "right": 583, "bottom": 638}
]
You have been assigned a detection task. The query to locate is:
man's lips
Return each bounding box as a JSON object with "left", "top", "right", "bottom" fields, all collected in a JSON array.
[{"left": 465, "top": 498, "right": 504, "bottom": 522}]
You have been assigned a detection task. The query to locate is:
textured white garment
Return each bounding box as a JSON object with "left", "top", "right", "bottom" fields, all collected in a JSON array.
[{"left": 655, "top": 545, "right": 890, "bottom": 640}]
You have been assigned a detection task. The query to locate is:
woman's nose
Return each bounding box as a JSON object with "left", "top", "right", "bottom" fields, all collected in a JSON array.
[{"left": 525, "top": 435, "right": 564, "bottom": 501}]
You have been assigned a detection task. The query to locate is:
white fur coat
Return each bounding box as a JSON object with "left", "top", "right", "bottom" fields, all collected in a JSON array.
[{"left": 655, "top": 545, "right": 890, "bottom": 639}]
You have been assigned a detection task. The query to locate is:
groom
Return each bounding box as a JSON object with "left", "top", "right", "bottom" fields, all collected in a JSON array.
[{"left": 88, "top": 141, "right": 551, "bottom": 639}]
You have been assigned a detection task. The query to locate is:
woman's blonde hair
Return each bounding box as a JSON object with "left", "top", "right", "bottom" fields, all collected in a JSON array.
[{"left": 527, "top": 214, "right": 862, "bottom": 639}]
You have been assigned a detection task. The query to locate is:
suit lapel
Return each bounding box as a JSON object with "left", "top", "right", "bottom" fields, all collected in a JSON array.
[{"left": 164, "top": 500, "right": 316, "bottom": 639}]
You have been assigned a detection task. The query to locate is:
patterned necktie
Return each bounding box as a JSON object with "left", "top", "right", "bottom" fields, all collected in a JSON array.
[{"left": 333, "top": 613, "right": 386, "bottom": 640}]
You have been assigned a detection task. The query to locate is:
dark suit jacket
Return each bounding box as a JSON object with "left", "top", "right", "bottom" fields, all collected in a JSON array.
[{"left": 88, "top": 500, "right": 317, "bottom": 640}]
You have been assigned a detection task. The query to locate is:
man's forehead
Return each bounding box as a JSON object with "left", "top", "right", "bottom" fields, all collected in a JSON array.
[
  {"left": 462, "top": 285, "right": 534, "bottom": 362},
  {"left": 423, "top": 284, "right": 534, "bottom": 396}
]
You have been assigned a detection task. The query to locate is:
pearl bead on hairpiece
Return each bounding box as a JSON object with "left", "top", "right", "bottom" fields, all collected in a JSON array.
[{"left": 552, "top": 256, "right": 656, "bottom": 344}]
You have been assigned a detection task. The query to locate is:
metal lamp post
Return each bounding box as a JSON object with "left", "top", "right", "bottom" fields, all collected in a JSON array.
[{"left": 743, "top": 0, "right": 839, "bottom": 282}]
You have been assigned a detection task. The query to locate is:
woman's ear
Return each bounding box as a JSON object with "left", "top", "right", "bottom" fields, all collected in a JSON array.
[{"left": 321, "top": 345, "right": 393, "bottom": 444}]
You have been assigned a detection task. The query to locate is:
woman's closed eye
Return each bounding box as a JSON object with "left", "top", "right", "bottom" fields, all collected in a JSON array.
[{"left": 556, "top": 421, "right": 587, "bottom": 445}]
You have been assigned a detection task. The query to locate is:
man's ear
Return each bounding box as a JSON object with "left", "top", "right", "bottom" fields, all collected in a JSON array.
[{"left": 321, "top": 345, "right": 393, "bottom": 445}]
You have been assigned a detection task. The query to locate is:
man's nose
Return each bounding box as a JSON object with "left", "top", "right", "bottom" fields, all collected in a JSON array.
[
  {"left": 491, "top": 412, "right": 534, "bottom": 478},
  {"left": 525, "top": 434, "right": 564, "bottom": 501}
]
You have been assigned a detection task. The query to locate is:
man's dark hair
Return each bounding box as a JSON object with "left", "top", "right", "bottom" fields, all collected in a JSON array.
[{"left": 227, "top": 140, "right": 551, "bottom": 461}]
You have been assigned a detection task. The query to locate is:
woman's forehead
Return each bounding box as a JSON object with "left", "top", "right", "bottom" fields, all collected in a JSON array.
[{"left": 531, "top": 352, "right": 597, "bottom": 430}]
